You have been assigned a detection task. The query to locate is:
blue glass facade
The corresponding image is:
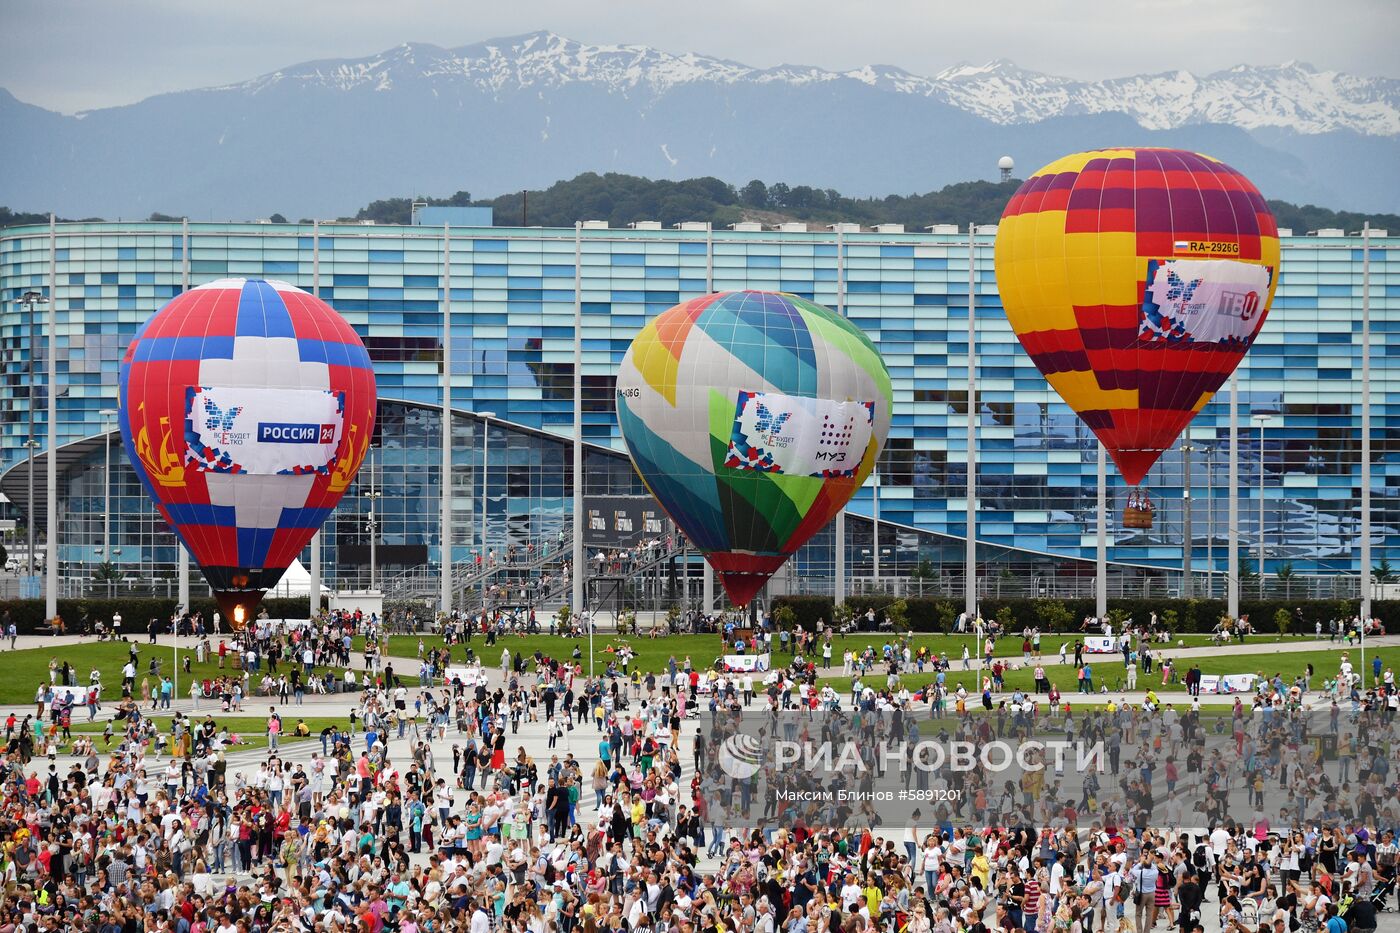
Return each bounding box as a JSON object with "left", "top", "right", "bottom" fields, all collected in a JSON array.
[{"left": 0, "top": 221, "right": 1395, "bottom": 583}]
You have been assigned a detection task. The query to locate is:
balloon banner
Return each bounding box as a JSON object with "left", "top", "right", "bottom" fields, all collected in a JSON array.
[
  {"left": 1083, "top": 636, "right": 1118, "bottom": 654},
  {"left": 185, "top": 386, "right": 344, "bottom": 475},
  {"left": 725, "top": 392, "right": 875, "bottom": 477}
]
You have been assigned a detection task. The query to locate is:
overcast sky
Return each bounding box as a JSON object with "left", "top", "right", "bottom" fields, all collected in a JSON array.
[{"left": 4, "top": 0, "right": 1395, "bottom": 113}]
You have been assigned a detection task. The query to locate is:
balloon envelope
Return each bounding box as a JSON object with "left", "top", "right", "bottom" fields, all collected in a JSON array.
[
  {"left": 994, "top": 148, "right": 1279, "bottom": 485},
  {"left": 616, "top": 291, "right": 892, "bottom": 606},
  {"left": 118, "top": 278, "right": 376, "bottom": 625}
]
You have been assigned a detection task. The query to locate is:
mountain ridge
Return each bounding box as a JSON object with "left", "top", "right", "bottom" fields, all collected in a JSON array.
[
  {"left": 154, "top": 31, "right": 1400, "bottom": 137},
  {"left": 2, "top": 31, "right": 1397, "bottom": 218}
]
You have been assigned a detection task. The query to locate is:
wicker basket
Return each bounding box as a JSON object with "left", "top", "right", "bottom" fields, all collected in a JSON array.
[{"left": 1123, "top": 506, "right": 1154, "bottom": 529}]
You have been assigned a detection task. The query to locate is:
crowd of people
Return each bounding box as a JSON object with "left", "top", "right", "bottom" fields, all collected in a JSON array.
[{"left": 0, "top": 610, "right": 1395, "bottom": 932}]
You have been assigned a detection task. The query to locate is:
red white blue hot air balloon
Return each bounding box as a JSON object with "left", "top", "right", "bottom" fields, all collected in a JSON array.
[{"left": 118, "top": 278, "right": 376, "bottom": 627}]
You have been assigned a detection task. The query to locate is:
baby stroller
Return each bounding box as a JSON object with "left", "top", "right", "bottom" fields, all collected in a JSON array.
[{"left": 1371, "top": 872, "right": 1395, "bottom": 912}]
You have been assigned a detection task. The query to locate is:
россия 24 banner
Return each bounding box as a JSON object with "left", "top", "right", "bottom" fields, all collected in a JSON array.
[{"left": 184, "top": 385, "right": 346, "bottom": 475}]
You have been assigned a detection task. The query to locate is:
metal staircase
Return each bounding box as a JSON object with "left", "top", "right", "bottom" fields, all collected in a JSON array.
[{"left": 380, "top": 523, "right": 571, "bottom": 600}]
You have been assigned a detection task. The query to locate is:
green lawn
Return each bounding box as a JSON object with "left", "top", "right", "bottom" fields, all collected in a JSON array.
[
  {"left": 815, "top": 645, "right": 1400, "bottom": 698},
  {"left": 375, "top": 630, "right": 1324, "bottom": 677},
  {"left": 60, "top": 713, "right": 353, "bottom": 753},
  {"left": 0, "top": 641, "right": 351, "bottom": 707}
]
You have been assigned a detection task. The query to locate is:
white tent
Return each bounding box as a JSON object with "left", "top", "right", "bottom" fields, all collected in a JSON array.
[{"left": 270, "top": 558, "right": 313, "bottom": 598}]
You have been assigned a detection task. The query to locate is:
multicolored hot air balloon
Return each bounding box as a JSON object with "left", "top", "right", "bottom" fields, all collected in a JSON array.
[
  {"left": 994, "top": 148, "right": 1280, "bottom": 523},
  {"left": 119, "top": 278, "right": 376, "bottom": 627},
  {"left": 616, "top": 291, "right": 892, "bottom": 606}
]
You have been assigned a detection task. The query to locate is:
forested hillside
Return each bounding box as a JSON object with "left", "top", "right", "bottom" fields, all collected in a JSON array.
[{"left": 4, "top": 174, "right": 1397, "bottom": 233}]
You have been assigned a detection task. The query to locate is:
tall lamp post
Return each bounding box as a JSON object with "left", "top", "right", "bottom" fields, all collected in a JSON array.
[
  {"left": 478, "top": 412, "right": 497, "bottom": 614},
  {"left": 363, "top": 448, "right": 381, "bottom": 592},
  {"left": 18, "top": 291, "right": 48, "bottom": 579},
  {"left": 871, "top": 463, "right": 881, "bottom": 590},
  {"left": 1360, "top": 222, "right": 1373, "bottom": 624},
  {"left": 1253, "top": 413, "right": 1273, "bottom": 593},
  {"left": 1202, "top": 445, "right": 1215, "bottom": 597},
  {"left": 1180, "top": 442, "right": 1194, "bottom": 598},
  {"left": 99, "top": 408, "right": 117, "bottom": 595}
]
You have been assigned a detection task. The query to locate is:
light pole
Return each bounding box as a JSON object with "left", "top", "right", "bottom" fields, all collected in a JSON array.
[
  {"left": 1228, "top": 373, "right": 1240, "bottom": 620},
  {"left": 1180, "top": 442, "right": 1194, "bottom": 598},
  {"left": 1253, "top": 413, "right": 1273, "bottom": 592},
  {"left": 871, "top": 463, "right": 881, "bottom": 590},
  {"left": 965, "top": 222, "right": 978, "bottom": 625},
  {"left": 1360, "top": 222, "right": 1373, "bottom": 622},
  {"left": 18, "top": 291, "right": 47, "bottom": 579},
  {"left": 99, "top": 409, "right": 117, "bottom": 595},
  {"left": 363, "top": 448, "right": 381, "bottom": 592},
  {"left": 478, "top": 411, "right": 497, "bottom": 614},
  {"left": 571, "top": 223, "right": 588, "bottom": 669},
  {"left": 1203, "top": 446, "right": 1215, "bottom": 597}
]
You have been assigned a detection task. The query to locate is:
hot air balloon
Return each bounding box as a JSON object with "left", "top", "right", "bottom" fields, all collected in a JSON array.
[
  {"left": 616, "top": 291, "right": 892, "bottom": 606},
  {"left": 994, "top": 148, "right": 1280, "bottom": 526},
  {"left": 118, "top": 278, "right": 376, "bottom": 628}
]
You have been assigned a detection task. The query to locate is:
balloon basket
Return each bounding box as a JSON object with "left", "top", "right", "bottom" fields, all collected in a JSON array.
[
  {"left": 1123, "top": 488, "right": 1154, "bottom": 529},
  {"left": 1123, "top": 508, "right": 1154, "bottom": 529}
]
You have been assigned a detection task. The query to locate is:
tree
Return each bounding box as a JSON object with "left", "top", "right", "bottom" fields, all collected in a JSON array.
[
  {"left": 995, "top": 605, "right": 1015, "bottom": 629},
  {"left": 934, "top": 600, "right": 958, "bottom": 633},
  {"left": 772, "top": 603, "right": 796, "bottom": 634},
  {"left": 268, "top": 213, "right": 288, "bottom": 224},
  {"left": 740, "top": 180, "right": 769, "bottom": 209},
  {"left": 147, "top": 212, "right": 181, "bottom": 222},
  {"left": 1276, "top": 561, "right": 1295, "bottom": 598},
  {"left": 338, "top": 178, "right": 1400, "bottom": 238},
  {"left": 1160, "top": 608, "right": 1179, "bottom": 636},
  {"left": 1374, "top": 558, "right": 1396, "bottom": 585},
  {"left": 1274, "top": 608, "right": 1293, "bottom": 636},
  {"left": 1238, "top": 553, "right": 1258, "bottom": 593},
  {"left": 884, "top": 599, "right": 910, "bottom": 633},
  {"left": 1034, "top": 599, "right": 1073, "bottom": 632},
  {"left": 351, "top": 197, "right": 415, "bottom": 224},
  {"left": 94, "top": 562, "right": 122, "bottom": 595}
]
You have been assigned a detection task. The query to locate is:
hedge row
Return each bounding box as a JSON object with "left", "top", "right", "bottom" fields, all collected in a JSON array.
[
  {"left": 0, "top": 597, "right": 322, "bottom": 634},
  {"left": 771, "top": 595, "right": 1400, "bottom": 635}
]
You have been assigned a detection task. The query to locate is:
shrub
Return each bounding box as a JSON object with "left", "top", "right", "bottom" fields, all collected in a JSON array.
[
  {"left": 2, "top": 596, "right": 325, "bottom": 634},
  {"left": 769, "top": 595, "right": 832, "bottom": 631}
]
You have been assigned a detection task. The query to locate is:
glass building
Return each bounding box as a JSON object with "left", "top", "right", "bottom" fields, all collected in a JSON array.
[{"left": 0, "top": 220, "right": 1394, "bottom": 600}]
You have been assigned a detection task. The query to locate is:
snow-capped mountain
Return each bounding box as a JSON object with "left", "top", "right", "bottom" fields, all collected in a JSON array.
[
  {"left": 3, "top": 31, "right": 1397, "bottom": 219},
  {"left": 211, "top": 32, "right": 1400, "bottom": 137}
]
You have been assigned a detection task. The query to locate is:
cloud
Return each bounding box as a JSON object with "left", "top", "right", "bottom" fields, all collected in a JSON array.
[{"left": 2, "top": 0, "right": 1394, "bottom": 112}]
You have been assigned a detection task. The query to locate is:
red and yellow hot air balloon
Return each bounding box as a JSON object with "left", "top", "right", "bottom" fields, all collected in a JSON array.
[{"left": 994, "top": 148, "right": 1280, "bottom": 526}]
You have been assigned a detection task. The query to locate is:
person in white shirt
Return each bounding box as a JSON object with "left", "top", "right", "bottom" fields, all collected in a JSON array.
[
  {"left": 469, "top": 904, "right": 492, "bottom": 933},
  {"left": 1049, "top": 858, "right": 1067, "bottom": 896},
  {"left": 839, "top": 874, "right": 863, "bottom": 911}
]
